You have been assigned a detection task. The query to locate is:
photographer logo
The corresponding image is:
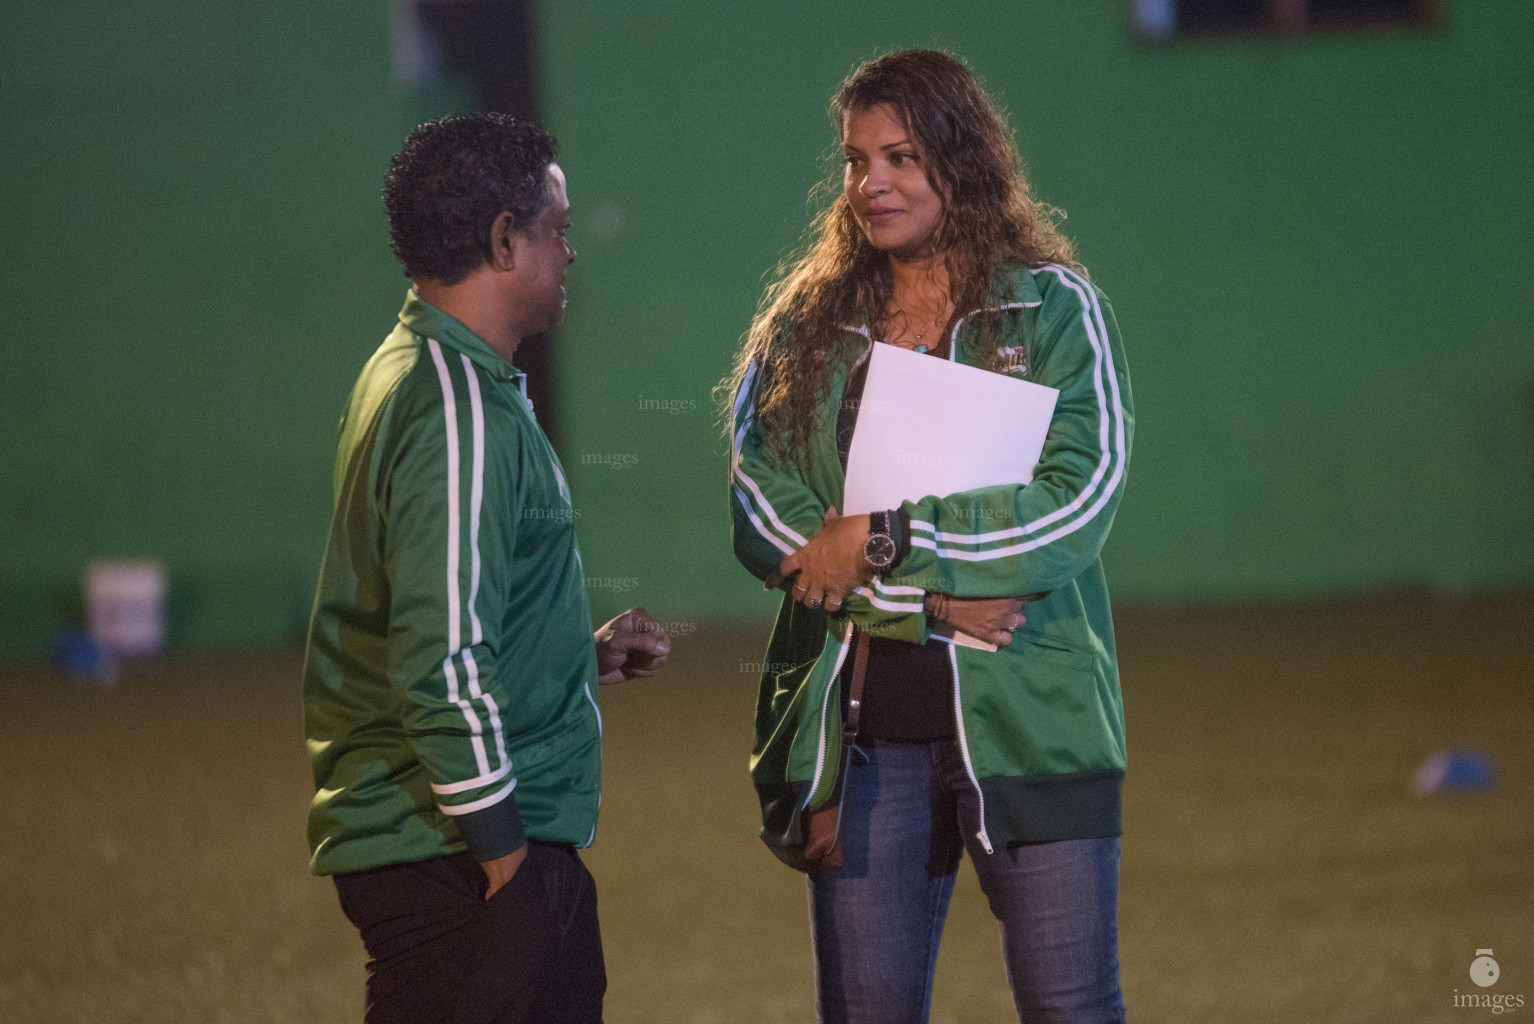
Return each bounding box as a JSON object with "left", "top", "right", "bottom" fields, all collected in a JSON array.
[
  {"left": 1474, "top": 951, "right": 1502, "bottom": 989},
  {"left": 1454, "top": 949, "right": 1523, "bottom": 1015}
]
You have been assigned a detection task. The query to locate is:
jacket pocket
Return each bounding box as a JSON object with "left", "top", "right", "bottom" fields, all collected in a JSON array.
[
  {"left": 506, "top": 720, "right": 588, "bottom": 774},
  {"left": 961, "top": 634, "right": 1115, "bottom": 777},
  {"left": 1011, "top": 631, "right": 1095, "bottom": 674}
]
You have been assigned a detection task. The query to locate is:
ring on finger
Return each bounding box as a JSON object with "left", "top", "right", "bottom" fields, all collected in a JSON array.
[{"left": 807, "top": 596, "right": 823, "bottom": 608}]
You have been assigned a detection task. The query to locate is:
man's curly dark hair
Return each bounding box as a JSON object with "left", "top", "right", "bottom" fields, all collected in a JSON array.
[{"left": 383, "top": 113, "right": 559, "bottom": 284}]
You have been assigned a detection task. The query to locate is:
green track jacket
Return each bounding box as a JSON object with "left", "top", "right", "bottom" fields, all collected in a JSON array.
[
  {"left": 730, "top": 263, "right": 1133, "bottom": 859},
  {"left": 304, "top": 293, "right": 601, "bottom": 877}
]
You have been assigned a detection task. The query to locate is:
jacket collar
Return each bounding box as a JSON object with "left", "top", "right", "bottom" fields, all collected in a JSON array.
[
  {"left": 842, "top": 263, "right": 1047, "bottom": 351},
  {"left": 397, "top": 291, "right": 523, "bottom": 383},
  {"left": 958, "top": 262, "right": 1047, "bottom": 317},
  {"left": 941, "top": 264, "right": 1046, "bottom": 360},
  {"left": 996, "top": 262, "right": 1046, "bottom": 307}
]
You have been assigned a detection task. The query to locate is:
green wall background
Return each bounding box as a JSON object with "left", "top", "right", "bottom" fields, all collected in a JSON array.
[
  {"left": 2, "top": 2, "right": 1531, "bottom": 652},
  {"left": 544, "top": 0, "right": 1534, "bottom": 625},
  {"left": 0, "top": 2, "right": 411, "bottom": 649}
]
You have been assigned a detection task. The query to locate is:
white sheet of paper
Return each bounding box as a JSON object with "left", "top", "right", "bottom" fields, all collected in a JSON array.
[{"left": 843, "top": 344, "right": 1059, "bottom": 651}]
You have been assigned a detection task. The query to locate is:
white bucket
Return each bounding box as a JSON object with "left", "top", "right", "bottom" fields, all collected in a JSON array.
[{"left": 85, "top": 560, "right": 167, "bottom": 657}]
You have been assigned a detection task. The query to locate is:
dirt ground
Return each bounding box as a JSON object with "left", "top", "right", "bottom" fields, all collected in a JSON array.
[{"left": 1, "top": 594, "right": 1529, "bottom": 1023}]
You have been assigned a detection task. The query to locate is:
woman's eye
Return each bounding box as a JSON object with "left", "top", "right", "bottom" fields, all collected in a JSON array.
[{"left": 890, "top": 152, "right": 916, "bottom": 166}]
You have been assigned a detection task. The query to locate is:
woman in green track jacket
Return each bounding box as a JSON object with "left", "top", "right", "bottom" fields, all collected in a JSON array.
[{"left": 726, "top": 52, "right": 1133, "bottom": 1024}]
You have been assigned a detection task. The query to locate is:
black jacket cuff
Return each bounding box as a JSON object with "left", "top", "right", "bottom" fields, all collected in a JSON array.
[
  {"left": 453, "top": 790, "right": 527, "bottom": 862},
  {"left": 889, "top": 508, "right": 912, "bottom": 571}
]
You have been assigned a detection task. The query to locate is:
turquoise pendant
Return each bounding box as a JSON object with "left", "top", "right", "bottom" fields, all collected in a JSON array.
[{"left": 915, "top": 345, "right": 929, "bottom": 354}]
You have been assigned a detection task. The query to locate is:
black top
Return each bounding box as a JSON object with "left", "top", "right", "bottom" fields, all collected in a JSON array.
[{"left": 837, "top": 350, "right": 956, "bottom": 742}]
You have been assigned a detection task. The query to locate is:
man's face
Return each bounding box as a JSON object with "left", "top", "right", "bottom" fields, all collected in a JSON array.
[{"left": 510, "top": 163, "right": 575, "bottom": 335}]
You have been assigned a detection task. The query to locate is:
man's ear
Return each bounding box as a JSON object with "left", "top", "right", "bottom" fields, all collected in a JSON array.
[{"left": 488, "top": 211, "right": 518, "bottom": 272}]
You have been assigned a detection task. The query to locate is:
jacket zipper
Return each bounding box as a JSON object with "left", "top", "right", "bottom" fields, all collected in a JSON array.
[
  {"left": 947, "top": 641, "right": 994, "bottom": 854},
  {"left": 940, "top": 302, "right": 1032, "bottom": 853},
  {"left": 804, "top": 620, "right": 855, "bottom": 810}
]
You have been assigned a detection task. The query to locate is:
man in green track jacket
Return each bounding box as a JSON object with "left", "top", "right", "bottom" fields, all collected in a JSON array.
[{"left": 304, "top": 114, "right": 670, "bottom": 1024}]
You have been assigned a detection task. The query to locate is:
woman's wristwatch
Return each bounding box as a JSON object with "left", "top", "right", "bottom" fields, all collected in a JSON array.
[{"left": 863, "top": 509, "right": 904, "bottom": 575}]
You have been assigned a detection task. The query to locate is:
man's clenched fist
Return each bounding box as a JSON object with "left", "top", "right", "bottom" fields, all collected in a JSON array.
[{"left": 594, "top": 607, "right": 671, "bottom": 684}]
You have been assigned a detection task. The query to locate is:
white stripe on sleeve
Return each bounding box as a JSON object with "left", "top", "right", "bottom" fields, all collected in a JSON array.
[
  {"left": 436, "top": 777, "right": 518, "bottom": 816},
  {"left": 439, "top": 650, "right": 490, "bottom": 777},
  {"left": 730, "top": 362, "right": 808, "bottom": 551},
  {"left": 427, "top": 340, "right": 492, "bottom": 777},
  {"left": 458, "top": 356, "right": 508, "bottom": 770},
  {"left": 851, "top": 586, "right": 925, "bottom": 612},
  {"left": 461, "top": 354, "right": 486, "bottom": 648},
  {"left": 735, "top": 487, "right": 796, "bottom": 556},
  {"left": 852, "top": 576, "right": 925, "bottom": 612},
  {"left": 734, "top": 466, "right": 810, "bottom": 548},
  {"left": 430, "top": 760, "right": 514, "bottom": 796}
]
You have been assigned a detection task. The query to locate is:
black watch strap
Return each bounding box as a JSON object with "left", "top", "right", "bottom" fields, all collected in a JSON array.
[{"left": 864, "top": 510, "right": 897, "bottom": 575}]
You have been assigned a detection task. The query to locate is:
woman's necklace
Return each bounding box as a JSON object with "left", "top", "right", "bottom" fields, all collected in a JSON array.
[{"left": 892, "top": 298, "right": 954, "bottom": 354}]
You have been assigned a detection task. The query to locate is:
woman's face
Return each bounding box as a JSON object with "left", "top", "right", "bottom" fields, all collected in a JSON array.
[{"left": 842, "top": 103, "right": 944, "bottom": 259}]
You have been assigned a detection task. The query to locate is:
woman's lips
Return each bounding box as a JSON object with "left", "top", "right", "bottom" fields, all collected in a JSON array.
[{"left": 865, "top": 208, "right": 902, "bottom": 223}]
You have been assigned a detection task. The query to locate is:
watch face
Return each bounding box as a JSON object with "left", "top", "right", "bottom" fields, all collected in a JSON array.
[{"left": 864, "top": 533, "right": 897, "bottom": 568}]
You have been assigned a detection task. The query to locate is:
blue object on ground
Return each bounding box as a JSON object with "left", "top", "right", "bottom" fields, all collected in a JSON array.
[
  {"left": 50, "top": 632, "right": 118, "bottom": 684},
  {"left": 1413, "top": 748, "right": 1496, "bottom": 795}
]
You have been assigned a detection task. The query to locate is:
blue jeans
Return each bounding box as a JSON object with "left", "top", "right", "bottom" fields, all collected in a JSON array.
[{"left": 808, "top": 740, "right": 1124, "bottom": 1024}]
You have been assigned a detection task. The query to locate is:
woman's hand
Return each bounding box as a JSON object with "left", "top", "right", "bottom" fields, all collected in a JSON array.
[
  {"left": 778, "top": 508, "right": 872, "bottom": 612},
  {"left": 926, "top": 594, "right": 1027, "bottom": 647}
]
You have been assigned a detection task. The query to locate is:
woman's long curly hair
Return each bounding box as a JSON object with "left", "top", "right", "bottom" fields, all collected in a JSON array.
[{"left": 724, "top": 49, "right": 1079, "bottom": 465}]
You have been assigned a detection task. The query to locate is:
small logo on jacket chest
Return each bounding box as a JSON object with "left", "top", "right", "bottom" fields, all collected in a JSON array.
[{"left": 996, "top": 346, "right": 1028, "bottom": 376}]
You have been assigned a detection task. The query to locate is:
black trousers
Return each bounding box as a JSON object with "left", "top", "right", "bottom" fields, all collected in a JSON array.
[{"left": 334, "top": 842, "right": 606, "bottom": 1024}]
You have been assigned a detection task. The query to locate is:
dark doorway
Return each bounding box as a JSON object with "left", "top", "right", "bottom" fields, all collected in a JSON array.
[{"left": 399, "top": 0, "right": 560, "bottom": 445}]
